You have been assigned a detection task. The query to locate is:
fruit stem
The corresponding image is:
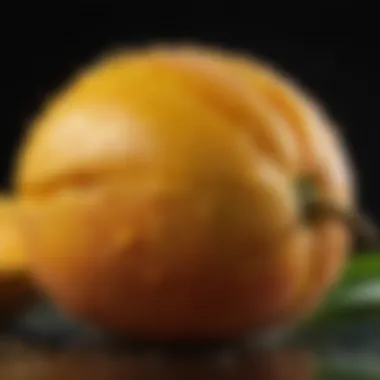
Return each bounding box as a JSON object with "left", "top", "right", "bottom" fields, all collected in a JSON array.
[{"left": 304, "top": 201, "right": 379, "bottom": 253}]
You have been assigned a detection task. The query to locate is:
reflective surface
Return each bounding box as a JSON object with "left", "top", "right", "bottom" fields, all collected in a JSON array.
[
  {"left": 0, "top": 343, "right": 315, "bottom": 380},
  {"left": 1, "top": 342, "right": 379, "bottom": 380},
  {"left": 0, "top": 300, "right": 379, "bottom": 379}
]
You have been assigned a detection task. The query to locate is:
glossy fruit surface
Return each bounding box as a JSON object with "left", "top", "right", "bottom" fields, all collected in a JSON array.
[{"left": 13, "top": 45, "right": 355, "bottom": 340}]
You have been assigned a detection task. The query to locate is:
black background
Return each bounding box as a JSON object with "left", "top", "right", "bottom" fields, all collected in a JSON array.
[{"left": 2, "top": 8, "right": 379, "bottom": 220}]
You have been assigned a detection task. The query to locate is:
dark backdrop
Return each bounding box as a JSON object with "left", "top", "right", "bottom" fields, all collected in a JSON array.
[{"left": 2, "top": 9, "right": 379, "bottom": 221}]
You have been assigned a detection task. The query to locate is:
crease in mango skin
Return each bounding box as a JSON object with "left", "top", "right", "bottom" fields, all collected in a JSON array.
[{"left": 11, "top": 43, "right": 355, "bottom": 340}]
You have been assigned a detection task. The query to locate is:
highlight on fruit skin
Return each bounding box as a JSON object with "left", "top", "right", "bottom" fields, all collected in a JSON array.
[
  {"left": 11, "top": 43, "right": 357, "bottom": 340},
  {"left": 0, "top": 197, "right": 37, "bottom": 320}
]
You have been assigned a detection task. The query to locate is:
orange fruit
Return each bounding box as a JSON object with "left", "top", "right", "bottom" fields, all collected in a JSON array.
[{"left": 12, "top": 44, "right": 354, "bottom": 340}]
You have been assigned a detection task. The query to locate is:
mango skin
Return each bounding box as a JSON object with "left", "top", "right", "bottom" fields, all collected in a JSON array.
[{"left": 13, "top": 45, "right": 354, "bottom": 340}]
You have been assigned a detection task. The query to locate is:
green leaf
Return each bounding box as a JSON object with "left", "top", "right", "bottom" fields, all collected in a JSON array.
[
  {"left": 315, "top": 253, "right": 380, "bottom": 313},
  {"left": 341, "top": 252, "right": 380, "bottom": 285},
  {"left": 298, "top": 252, "right": 380, "bottom": 330}
]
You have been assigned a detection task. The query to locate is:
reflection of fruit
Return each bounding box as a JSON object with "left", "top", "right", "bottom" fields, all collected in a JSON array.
[
  {"left": 13, "top": 44, "right": 355, "bottom": 340},
  {"left": 0, "top": 344, "right": 315, "bottom": 380},
  {"left": 0, "top": 198, "right": 36, "bottom": 319},
  {"left": 242, "top": 349, "right": 315, "bottom": 380}
]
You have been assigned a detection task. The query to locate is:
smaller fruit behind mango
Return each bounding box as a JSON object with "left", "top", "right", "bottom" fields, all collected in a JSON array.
[{"left": 0, "top": 197, "right": 37, "bottom": 321}]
